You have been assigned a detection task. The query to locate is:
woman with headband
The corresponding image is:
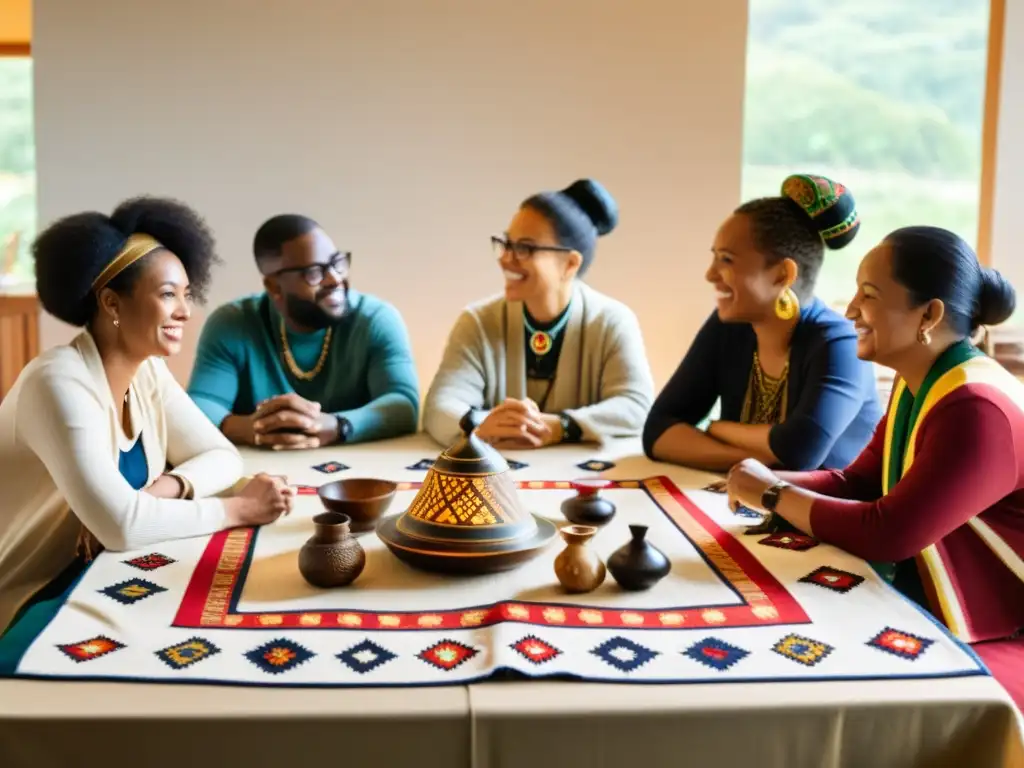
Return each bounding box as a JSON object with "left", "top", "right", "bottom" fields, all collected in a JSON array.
[
  {"left": 643, "top": 174, "right": 882, "bottom": 472},
  {"left": 0, "top": 197, "right": 293, "bottom": 640},
  {"left": 423, "top": 179, "right": 655, "bottom": 448}
]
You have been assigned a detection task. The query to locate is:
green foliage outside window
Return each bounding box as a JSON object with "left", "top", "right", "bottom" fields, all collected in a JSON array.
[{"left": 742, "top": 0, "right": 990, "bottom": 309}]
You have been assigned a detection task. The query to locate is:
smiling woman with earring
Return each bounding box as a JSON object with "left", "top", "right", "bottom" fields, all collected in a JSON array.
[
  {"left": 0, "top": 197, "right": 294, "bottom": 643},
  {"left": 643, "top": 174, "right": 882, "bottom": 472},
  {"left": 423, "top": 179, "right": 655, "bottom": 448},
  {"left": 724, "top": 226, "right": 1024, "bottom": 713}
]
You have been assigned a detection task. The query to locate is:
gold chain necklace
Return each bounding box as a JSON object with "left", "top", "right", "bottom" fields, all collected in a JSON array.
[
  {"left": 279, "top": 318, "right": 332, "bottom": 381},
  {"left": 749, "top": 349, "right": 789, "bottom": 424}
]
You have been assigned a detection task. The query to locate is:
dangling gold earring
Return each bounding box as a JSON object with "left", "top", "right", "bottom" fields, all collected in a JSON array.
[
  {"left": 917, "top": 328, "right": 931, "bottom": 345},
  {"left": 775, "top": 288, "right": 799, "bottom": 320}
]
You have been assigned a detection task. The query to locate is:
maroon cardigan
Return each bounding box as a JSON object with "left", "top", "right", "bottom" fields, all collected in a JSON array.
[{"left": 793, "top": 383, "right": 1024, "bottom": 644}]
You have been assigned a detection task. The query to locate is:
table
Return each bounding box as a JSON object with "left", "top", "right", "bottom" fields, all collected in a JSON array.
[{"left": 0, "top": 434, "right": 1021, "bottom": 768}]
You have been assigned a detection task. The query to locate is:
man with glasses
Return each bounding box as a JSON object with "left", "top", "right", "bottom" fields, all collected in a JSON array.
[{"left": 187, "top": 214, "right": 419, "bottom": 449}]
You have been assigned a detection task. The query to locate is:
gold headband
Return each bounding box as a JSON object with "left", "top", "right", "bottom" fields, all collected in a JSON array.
[{"left": 91, "top": 233, "right": 165, "bottom": 293}]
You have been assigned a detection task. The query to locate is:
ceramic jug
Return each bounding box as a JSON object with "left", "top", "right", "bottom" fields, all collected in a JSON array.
[
  {"left": 553, "top": 524, "right": 606, "bottom": 593},
  {"left": 607, "top": 524, "right": 670, "bottom": 590},
  {"left": 298, "top": 512, "right": 366, "bottom": 588}
]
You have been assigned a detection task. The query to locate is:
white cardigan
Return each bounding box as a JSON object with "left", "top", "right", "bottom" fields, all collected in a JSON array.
[
  {"left": 0, "top": 331, "right": 243, "bottom": 632},
  {"left": 423, "top": 281, "right": 655, "bottom": 446}
]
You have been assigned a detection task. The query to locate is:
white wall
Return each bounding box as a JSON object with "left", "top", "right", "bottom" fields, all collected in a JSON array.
[{"left": 33, "top": 0, "right": 748, "bottom": 393}]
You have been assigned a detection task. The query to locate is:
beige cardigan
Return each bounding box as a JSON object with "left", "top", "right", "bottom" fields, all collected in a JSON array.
[
  {"left": 424, "top": 281, "right": 655, "bottom": 446},
  {"left": 0, "top": 331, "right": 242, "bottom": 632}
]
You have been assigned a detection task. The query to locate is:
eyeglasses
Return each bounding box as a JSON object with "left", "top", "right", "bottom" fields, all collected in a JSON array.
[
  {"left": 491, "top": 235, "right": 572, "bottom": 262},
  {"left": 271, "top": 252, "right": 351, "bottom": 286}
]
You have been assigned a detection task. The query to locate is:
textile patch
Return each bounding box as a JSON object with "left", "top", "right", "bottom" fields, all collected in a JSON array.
[
  {"left": 100, "top": 578, "right": 167, "bottom": 605},
  {"left": 758, "top": 532, "right": 819, "bottom": 551},
  {"left": 683, "top": 637, "right": 749, "bottom": 671},
  {"left": 773, "top": 634, "right": 834, "bottom": 667},
  {"left": 505, "top": 459, "right": 529, "bottom": 470},
  {"left": 418, "top": 640, "right": 478, "bottom": 671},
  {"left": 511, "top": 635, "right": 562, "bottom": 666},
  {"left": 337, "top": 640, "right": 397, "bottom": 674},
  {"left": 57, "top": 636, "right": 125, "bottom": 663},
  {"left": 799, "top": 566, "right": 865, "bottom": 594},
  {"left": 406, "top": 459, "right": 435, "bottom": 471},
  {"left": 156, "top": 638, "right": 221, "bottom": 670},
  {"left": 867, "top": 628, "right": 934, "bottom": 661},
  {"left": 590, "top": 637, "right": 659, "bottom": 673},
  {"left": 577, "top": 460, "right": 616, "bottom": 472},
  {"left": 312, "top": 461, "right": 349, "bottom": 474},
  {"left": 245, "top": 638, "right": 315, "bottom": 675},
  {"left": 123, "top": 553, "right": 175, "bottom": 571}
]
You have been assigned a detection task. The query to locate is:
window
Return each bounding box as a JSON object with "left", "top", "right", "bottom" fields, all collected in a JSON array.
[
  {"left": 741, "top": 0, "right": 990, "bottom": 310},
  {"left": 0, "top": 56, "right": 34, "bottom": 284}
]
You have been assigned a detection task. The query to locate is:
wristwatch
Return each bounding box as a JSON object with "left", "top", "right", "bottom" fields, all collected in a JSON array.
[
  {"left": 558, "top": 412, "right": 582, "bottom": 443},
  {"left": 336, "top": 416, "right": 353, "bottom": 444},
  {"left": 761, "top": 481, "right": 791, "bottom": 513}
]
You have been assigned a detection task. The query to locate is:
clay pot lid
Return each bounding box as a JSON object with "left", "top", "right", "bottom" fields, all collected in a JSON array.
[
  {"left": 389, "top": 430, "right": 536, "bottom": 547},
  {"left": 432, "top": 430, "right": 510, "bottom": 475}
]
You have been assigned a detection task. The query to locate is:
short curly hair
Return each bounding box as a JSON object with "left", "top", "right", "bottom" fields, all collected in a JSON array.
[{"left": 34, "top": 196, "right": 220, "bottom": 327}]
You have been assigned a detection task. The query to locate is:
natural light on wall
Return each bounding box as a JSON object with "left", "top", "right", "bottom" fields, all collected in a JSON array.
[{"left": 741, "top": 0, "right": 990, "bottom": 311}]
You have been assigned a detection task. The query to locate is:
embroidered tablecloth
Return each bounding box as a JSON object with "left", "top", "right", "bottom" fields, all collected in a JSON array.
[{"left": 1, "top": 474, "right": 985, "bottom": 687}]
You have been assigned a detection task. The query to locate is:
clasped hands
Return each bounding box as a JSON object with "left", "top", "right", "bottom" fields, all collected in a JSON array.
[
  {"left": 248, "top": 393, "right": 339, "bottom": 450},
  {"left": 474, "top": 398, "right": 562, "bottom": 449}
]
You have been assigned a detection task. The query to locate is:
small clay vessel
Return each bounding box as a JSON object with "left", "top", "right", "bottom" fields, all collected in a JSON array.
[
  {"left": 554, "top": 525, "right": 606, "bottom": 593},
  {"left": 607, "top": 524, "right": 670, "bottom": 591},
  {"left": 560, "top": 479, "right": 616, "bottom": 528},
  {"left": 298, "top": 512, "right": 366, "bottom": 588}
]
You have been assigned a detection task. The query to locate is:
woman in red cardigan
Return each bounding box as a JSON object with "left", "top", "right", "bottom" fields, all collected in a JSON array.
[{"left": 725, "top": 225, "right": 1024, "bottom": 712}]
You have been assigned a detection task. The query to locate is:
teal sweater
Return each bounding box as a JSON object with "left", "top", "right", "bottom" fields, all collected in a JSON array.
[{"left": 187, "top": 290, "right": 419, "bottom": 443}]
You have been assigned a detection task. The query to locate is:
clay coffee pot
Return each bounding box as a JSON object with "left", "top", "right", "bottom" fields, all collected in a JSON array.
[
  {"left": 553, "top": 524, "right": 605, "bottom": 593},
  {"left": 607, "top": 524, "right": 670, "bottom": 591},
  {"left": 298, "top": 512, "right": 366, "bottom": 588},
  {"left": 560, "top": 479, "right": 616, "bottom": 528}
]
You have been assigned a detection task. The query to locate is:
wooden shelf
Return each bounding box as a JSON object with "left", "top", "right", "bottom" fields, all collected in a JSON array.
[{"left": 0, "top": 285, "right": 39, "bottom": 401}]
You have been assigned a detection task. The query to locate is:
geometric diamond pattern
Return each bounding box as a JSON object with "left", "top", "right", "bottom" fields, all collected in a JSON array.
[
  {"left": 337, "top": 639, "right": 398, "bottom": 674},
  {"left": 122, "top": 553, "right": 176, "bottom": 571},
  {"left": 244, "top": 638, "right": 315, "bottom": 675},
  {"left": 57, "top": 635, "right": 125, "bottom": 663},
  {"left": 590, "top": 637, "right": 659, "bottom": 673},
  {"left": 99, "top": 578, "right": 167, "bottom": 605},
  {"left": 577, "top": 460, "right": 615, "bottom": 472},
  {"left": 510, "top": 635, "right": 562, "bottom": 665},
  {"left": 418, "top": 639, "right": 478, "bottom": 671},
  {"left": 758, "top": 533, "right": 819, "bottom": 551},
  {"left": 312, "top": 461, "right": 350, "bottom": 474},
  {"left": 734, "top": 505, "right": 764, "bottom": 520},
  {"left": 799, "top": 565, "right": 865, "bottom": 594},
  {"left": 867, "top": 627, "right": 934, "bottom": 661},
  {"left": 772, "top": 633, "right": 834, "bottom": 667},
  {"left": 683, "top": 637, "right": 749, "bottom": 671},
  {"left": 155, "top": 638, "right": 221, "bottom": 670},
  {"left": 505, "top": 459, "right": 529, "bottom": 471},
  {"left": 406, "top": 459, "right": 435, "bottom": 471}
]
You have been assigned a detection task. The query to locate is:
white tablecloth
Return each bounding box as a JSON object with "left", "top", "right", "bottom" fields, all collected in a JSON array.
[{"left": 0, "top": 434, "right": 1021, "bottom": 768}]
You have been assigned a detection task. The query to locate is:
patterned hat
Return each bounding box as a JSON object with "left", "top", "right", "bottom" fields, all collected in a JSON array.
[{"left": 781, "top": 174, "right": 860, "bottom": 250}]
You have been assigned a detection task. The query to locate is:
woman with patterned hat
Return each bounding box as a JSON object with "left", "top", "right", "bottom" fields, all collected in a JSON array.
[
  {"left": 643, "top": 174, "right": 882, "bottom": 471},
  {"left": 424, "top": 179, "right": 655, "bottom": 448},
  {"left": 724, "top": 226, "right": 1023, "bottom": 712},
  {"left": 0, "top": 197, "right": 294, "bottom": 639}
]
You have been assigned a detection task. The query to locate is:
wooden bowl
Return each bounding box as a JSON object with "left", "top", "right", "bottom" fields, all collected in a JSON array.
[{"left": 317, "top": 478, "right": 398, "bottom": 533}]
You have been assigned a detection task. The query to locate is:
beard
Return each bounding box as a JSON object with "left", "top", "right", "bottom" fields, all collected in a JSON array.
[{"left": 284, "top": 282, "right": 348, "bottom": 330}]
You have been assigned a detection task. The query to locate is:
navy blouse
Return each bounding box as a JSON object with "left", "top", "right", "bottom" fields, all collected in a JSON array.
[{"left": 643, "top": 298, "right": 883, "bottom": 470}]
